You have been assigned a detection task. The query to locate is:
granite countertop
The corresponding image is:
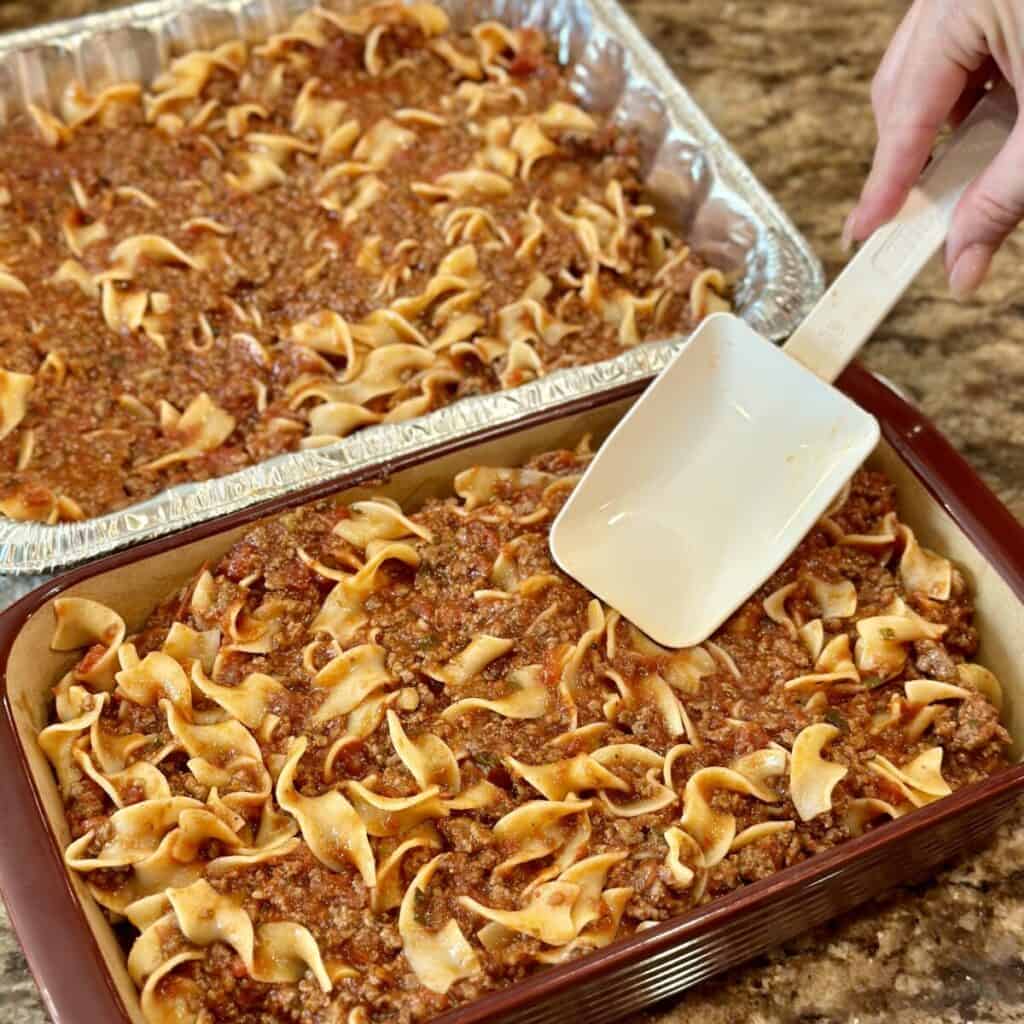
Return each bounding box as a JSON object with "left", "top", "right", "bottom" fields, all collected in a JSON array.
[{"left": 1, "top": 1, "right": 1023, "bottom": 1022}]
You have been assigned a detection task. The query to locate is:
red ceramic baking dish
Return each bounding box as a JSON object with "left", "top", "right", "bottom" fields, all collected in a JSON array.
[{"left": 1, "top": 363, "right": 1022, "bottom": 1024}]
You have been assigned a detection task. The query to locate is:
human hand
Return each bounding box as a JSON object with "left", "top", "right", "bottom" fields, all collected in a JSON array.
[{"left": 843, "top": 0, "right": 1022, "bottom": 298}]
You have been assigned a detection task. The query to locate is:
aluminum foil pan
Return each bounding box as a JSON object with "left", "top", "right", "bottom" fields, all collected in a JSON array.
[{"left": 0, "top": 0, "right": 824, "bottom": 575}]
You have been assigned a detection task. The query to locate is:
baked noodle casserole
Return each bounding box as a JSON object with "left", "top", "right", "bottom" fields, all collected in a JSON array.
[
  {"left": 41, "top": 438, "right": 1009, "bottom": 1024},
  {"left": 0, "top": 1, "right": 729, "bottom": 524}
]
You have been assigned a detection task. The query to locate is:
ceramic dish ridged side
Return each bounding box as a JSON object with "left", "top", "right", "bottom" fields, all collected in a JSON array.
[
  {"left": 0, "top": 0, "right": 823, "bottom": 576},
  {"left": 0, "top": 367, "right": 1023, "bottom": 1024}
]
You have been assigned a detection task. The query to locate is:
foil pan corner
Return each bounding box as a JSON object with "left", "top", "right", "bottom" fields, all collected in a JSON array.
[{"left": 0, "top": 0, "right": 825, "bottom": 582}]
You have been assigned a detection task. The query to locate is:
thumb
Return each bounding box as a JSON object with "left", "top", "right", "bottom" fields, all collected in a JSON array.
[{"left": 945, "top": 120, "right": 1024, "bottom": 299}]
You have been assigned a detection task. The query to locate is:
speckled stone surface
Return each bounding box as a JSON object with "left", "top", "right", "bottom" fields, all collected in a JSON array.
[{"left": 1, "top": 1, "right": 1023, "bottom": 1022}]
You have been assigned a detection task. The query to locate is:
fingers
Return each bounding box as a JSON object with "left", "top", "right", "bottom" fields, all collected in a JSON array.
[
  {"left": 849, "top": 2, "right": 1023, "bottom": 296},
  {"left": 847, "top": 10, "right": 972, "bottom": 246},
  {"left": 870, "top": 0, "right": 927, "bottom": 127},
  {"left": 945, "top": 120, "right": 1024, "bottom": 298}
]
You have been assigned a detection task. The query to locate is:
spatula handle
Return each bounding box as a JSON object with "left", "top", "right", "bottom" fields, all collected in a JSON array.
[{"left": 783, "top": 84, "right": 1017, "bottom": 383}]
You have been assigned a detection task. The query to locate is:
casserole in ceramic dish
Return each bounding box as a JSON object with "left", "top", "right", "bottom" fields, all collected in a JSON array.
[{"left": 0, "top": 363, "right": 1022, "bottom": 1024}]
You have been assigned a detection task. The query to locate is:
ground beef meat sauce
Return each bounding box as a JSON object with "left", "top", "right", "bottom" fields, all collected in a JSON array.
[
  {"left": 0, "top": 2, "right": 727, "bottom": 524},
  {"left": 41, "top": 443, "right": 1010, "bottom": 1024}
]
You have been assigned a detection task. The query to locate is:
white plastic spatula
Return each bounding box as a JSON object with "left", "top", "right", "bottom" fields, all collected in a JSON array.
[{"left": 550, "top": 87, "right": 1016, "bottom": 649}]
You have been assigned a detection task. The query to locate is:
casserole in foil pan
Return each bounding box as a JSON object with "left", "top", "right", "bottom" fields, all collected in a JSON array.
[{"left": 0, "top": 0, "right": 823, "bottom": 575}]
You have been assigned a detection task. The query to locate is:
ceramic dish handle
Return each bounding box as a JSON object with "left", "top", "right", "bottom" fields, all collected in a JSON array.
[{"left": 783, "top": 83, "right": 1017, "bottom": 383}]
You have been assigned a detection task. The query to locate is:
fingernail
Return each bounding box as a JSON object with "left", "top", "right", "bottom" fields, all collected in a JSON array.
[
  {"left": 949, "top": 244, "right": 992, "bottom": 300},
  {"left": 841, "top": 210, "right": 858, "bottom": 252}
]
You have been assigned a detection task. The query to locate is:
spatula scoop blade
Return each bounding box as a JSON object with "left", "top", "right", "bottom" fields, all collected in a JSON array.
[{"left": 550, "top": 314, "right": 880, "bottom": 648}]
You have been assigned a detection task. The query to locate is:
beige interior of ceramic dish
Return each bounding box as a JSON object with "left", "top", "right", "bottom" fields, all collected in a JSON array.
[{"left": 5, "top": 397, "right": 1023, "bottom": 1021}]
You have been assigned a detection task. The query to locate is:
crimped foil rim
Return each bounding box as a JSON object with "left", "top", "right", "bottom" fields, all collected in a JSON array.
[{"left": 0, "top": 0, "right": 824, "bottom": 576}]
